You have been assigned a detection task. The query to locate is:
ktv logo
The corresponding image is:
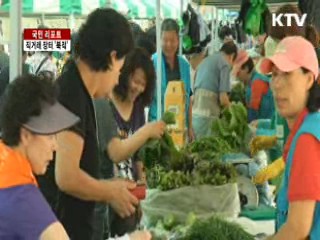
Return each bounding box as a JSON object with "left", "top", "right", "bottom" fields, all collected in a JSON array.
[{"left": 272, "top": 13, "right": 307, "bottom": 27}]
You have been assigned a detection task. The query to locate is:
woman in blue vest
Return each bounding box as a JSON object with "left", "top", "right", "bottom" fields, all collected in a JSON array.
[
  {"left": 148, "top": 19, "right": 193, "bottom": 141},
  {"left": 261, "top": 36, "right": 320, "bottom": 240}
]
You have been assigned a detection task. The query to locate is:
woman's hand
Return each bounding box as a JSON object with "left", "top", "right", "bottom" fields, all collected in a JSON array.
[
  {"left": 142, "top": 121, "right": 166, "bottom": 139},
  {"left": 188, "top": 127, "right": 195, "bottom": 142},
  {"left": 129, "top": 230, "right": 152, "bottom": 240}
]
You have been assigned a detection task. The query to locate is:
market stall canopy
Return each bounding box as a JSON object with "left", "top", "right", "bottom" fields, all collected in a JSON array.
[
  {"left": 192, "top": 0, "right": 297, "bottom": 10},
  {"left": 0, "top": 0, "right": 183, "bottom": 19}
]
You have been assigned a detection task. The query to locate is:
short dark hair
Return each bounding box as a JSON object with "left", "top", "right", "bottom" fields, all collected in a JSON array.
[
  {"left": 241, "top": 57, "right": 254, "bottom": 73},
  {"left": 307, "top": 81, "right": 320, "bottom": 112},
  {"left": 146, "top": 26, "right": 156, "bottom": 46},
  {"left": 301, "top": 68, "right": 320, "bottom": 112},
  {"left": 70, "top": 32, "right": 80, "bottom": 58},
  {"left": 0, "top": 74, "right": 57, "bottom": 146},
  {"left": 306, "top": 25, "right": 320, "bottom": 48},
  {"left": 161, "top": 18, "right": 179, "bottom": 35},
  {"left": 113, "top": 48, "right": 155, "bottom": 107},
  {"left": 130, "top": 22, "right": 144, "bottom": 42},
  {"left": 218, "top": 26, "right": 233, "bottom": 41},
  {"left": 77, "top": 8, "right": 134, "bottom": 71},
  {"left": 135, "top": 34, "right": 156, "bottom": 57},
  {"left": 220, "top": 41, "right": 238, "bottom": 60}
]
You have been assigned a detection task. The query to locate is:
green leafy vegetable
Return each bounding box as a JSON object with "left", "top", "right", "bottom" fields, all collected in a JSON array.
[
  {"left": 183, "top": 136, "right": 233, "bottom": 161},
  {"left": 193, "top": 160, "right": 237, "bottom": 186},
  {"left": 163, "top": 214, "right": 177, "bottom": 230},
  {"left": 230, "top": 82, "right": 246, "bottom": 105},
  {"left": 150, "top": 213, "right": 254, "bottom": 240},
  {"left": 158, "top": 170, "right": 192, "bottom": 191},
  {"left": 147, "top": 160, "right": 237, "bottom": 191},
  {"left": 183, "top": 216, "right": 254, "bottom": 240},
  {"left": 140, "top": 109, "right": 241, "bottom": 191},
  {"left": 162, "top": 111, "right": 176, "bottom": 125},
  {"left": 138, "top": 111, "right": 181, "bottom": 170},
  {"left": 211, "top": 102, "right": 250, "bottom": 152}
]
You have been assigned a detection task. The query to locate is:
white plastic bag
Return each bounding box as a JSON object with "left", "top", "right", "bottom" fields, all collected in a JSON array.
[{"left": 141, "top": 183, "right": 240, "bottom": 225}]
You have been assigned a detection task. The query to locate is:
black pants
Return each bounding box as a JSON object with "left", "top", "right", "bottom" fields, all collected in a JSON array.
[
  {"left": 56, "top": 193, "right": 95, "bottom": 240},
  {"left": 92, "top": 204, "right": 140, "bottom": 239}
]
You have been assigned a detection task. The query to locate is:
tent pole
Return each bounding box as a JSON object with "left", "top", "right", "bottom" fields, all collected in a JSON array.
[
  {"left": 156, "top": 0, "right": 162, "bottom": 120},
  {"left": 41, "top": 13, "right": 45, "bottom": 25},
  {"left": 214, "top": 7, "right": 219, "bottom": 52},
  {"left": 69, "top": 13, "right": 75, "bottom": 32},
  {"left": 10, "top": 0, "right": 22, "bottom": 82},
  {"left": 210, "top": 6, "right": 215, "bottom": 54},
  {"left": 179, "top": 0, "right": 183, "bottom": 56}
]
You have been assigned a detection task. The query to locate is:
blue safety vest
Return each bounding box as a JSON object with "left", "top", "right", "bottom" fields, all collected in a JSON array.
[
  {"left": 246, "top": 71, "right": 274, "bottom": 121},
  {"left": 276, "top": 112, "right": 320, "bottom": 239}
]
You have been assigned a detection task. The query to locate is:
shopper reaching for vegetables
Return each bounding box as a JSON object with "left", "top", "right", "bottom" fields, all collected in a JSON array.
[
  {"left": 260, "top": 36, "right": 320, "bottom": 240},
  {"left": 93, "top": 48, "right": 166, "bottom": 239}
]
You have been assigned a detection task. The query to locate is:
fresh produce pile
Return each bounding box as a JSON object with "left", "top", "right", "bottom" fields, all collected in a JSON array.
[
  {"left": 138, "top": 110, "right": 239, "bottom": 191},
  {"left": 150, "top": 212, "right": 196, "bottom": 239},
  {"left": 183, "top": 216, "right": 254, "bottom": 240},
  {"left": 150, "top": 213, "right": 254, "bottom": 240},
  {"left": 138, "top": 112, "right": 236, "bottom": 191},
  {"left": 183, "top": 136, "right": 233, "bottom": 161},
  {"left": 151, "top": 168, "right": 191, "bottom": 191},
  {"left": 192, "top": 160, "right": 237, "bottom": 186},
  {"left": 147, "top": 160, "right": 237, "bottom": 191},
  {"left": 149, "top": 213, "right": 197, "bottom": 235},
  {"left": 139, "top": 109, "right": 253, "bottom": 239},
  {"left": 211, "top": 102, "right": 250, "bottom": 153}
]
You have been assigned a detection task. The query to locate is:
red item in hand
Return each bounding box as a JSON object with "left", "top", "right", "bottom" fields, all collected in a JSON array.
[{"left": 130, "top": 185, "right": 146, "bottom": 200}]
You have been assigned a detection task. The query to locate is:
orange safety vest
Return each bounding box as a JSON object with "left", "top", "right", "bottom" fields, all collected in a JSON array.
[{"left": 0, "top": 142, "right": 37, "bottom": 188}]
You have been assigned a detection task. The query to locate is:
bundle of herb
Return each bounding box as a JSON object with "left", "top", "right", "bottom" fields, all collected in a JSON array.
[
  {"left": 230, "top": 82, "right": 246, "bottom": 105},
  {"left": 138, "top": 111, "right": 182, "bottom": 169},
  {"left": 182, "top": 216, "right": 254, "bottom": 240}
]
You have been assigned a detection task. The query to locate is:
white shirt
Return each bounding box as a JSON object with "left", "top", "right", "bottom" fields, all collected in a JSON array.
[
  {"left": 109, "top": 234, "right": 130, "bottom": 240},
  {"left": 28, "top": 52, "right": 57, "bottom": 79}
]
